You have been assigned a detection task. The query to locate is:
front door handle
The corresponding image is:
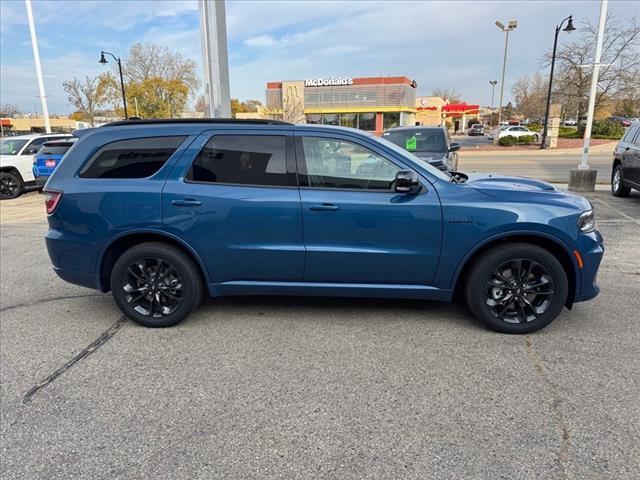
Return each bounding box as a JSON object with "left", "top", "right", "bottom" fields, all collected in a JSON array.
[
  {"left": 309, "top": 203, "right": 339, "bottom": 211},
  {"left": 172, "top": 199, "right": 202, "bottom": 207}
]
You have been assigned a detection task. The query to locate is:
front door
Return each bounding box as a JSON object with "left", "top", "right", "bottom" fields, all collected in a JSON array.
[
  {"left": 162, "top": 130, "right": 305, "bottom": 285},
  {"left": 295, "top": 133, "right": 442, "bottom": 285}
]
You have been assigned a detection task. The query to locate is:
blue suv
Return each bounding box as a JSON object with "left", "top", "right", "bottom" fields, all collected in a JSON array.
[{"left": 44, "top": 119, "right": 604, "bottom": 333}]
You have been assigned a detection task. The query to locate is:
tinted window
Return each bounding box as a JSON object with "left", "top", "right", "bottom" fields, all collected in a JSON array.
[
  {"left": 0, "top": 139, "right": 28, "bottom": 155},
  {"left": 383, "top": 129, "right": 446, "bottom": 153},
  {"left": 623, "top": 125, "right": 639, "bottom": 143},
  {"left": 38, "top": 143, "right": 74, "bottom": 155},
  {"left": 188, "top": 135, "right": 287, "bottom": 186},
  {"left": 80, "top": 136, "right": 186, "bottom": 179},
  {"left": 300, "top": 137, "right": 400, "bottom": 190}
]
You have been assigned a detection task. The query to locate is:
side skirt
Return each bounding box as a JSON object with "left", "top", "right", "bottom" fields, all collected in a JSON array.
[{"left": 208, "top": 281, "right": 453, "bottom": 302}]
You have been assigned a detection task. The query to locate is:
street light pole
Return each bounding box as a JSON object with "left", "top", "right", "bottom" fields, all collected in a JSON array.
[
  {"left": 99, "top": 51, "right": 128, "bottom": 119},
  {"left": 540, "top": 15, "right": 576, "bottom": 149},
  {"left": 494, "top": 20, "right": 517, "bottom": 142},
  {"left": 25, "top": 0, "right": 51, "bottom": 133},
  {"left": 489, "top": 80, "right": 497, "bottom": 126},
  {"left": 580, "top": 0, "right": 607, "bottom": 170}
]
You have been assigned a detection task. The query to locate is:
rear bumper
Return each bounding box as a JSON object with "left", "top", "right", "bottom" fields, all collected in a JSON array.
[
  {"left": 52, "top": 266, "right": 101, "bottom": 290},
  {"left": 34, "top": 176, "right": 48, "bottom": 188},
  {"left": 45, "top": 229, "right": 101, "bottom": 291}
]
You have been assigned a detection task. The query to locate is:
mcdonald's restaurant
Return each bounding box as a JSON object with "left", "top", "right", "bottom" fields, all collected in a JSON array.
[{"left": 264, "top": 76, "right": 418, "bottom": 135}]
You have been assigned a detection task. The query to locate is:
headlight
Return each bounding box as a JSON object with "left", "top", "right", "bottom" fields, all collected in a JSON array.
[{"left": 577, "top": 209, "right": 595, "bottom": 233}]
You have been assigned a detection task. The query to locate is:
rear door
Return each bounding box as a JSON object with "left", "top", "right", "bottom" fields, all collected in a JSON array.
[
  {"left": 162, "top": 129, "right": 305, "bottom": 285},
  {"left": 295, "top": 131, "right": 442, "bottom": 285}
]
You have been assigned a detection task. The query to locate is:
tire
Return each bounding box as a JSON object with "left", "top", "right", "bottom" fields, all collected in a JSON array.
[
  {"left": 464, "top": 243, "right": 568, "bottom": 334},
  {"left": 611, "top": 164, "right": 631, "bottom": 197},
  {"left": 110, "top": 242, "right": 203, "bottom": 327},
  {"left": 0, "top": 171, "right": 23, "bottom": 200}
]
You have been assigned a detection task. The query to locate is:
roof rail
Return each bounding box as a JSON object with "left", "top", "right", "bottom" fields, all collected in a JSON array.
[{"left": 102, "top": 118, "right": 292, "bottom": 127}]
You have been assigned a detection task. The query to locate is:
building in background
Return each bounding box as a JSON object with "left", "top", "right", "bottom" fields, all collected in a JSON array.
[
  {"left": 0, "top": 117, "right": 77, "bottom": 135},
  {"left": 415, "top": 97, "right": 481, "bottom": 132},
  {"left": 265, "top": 76, "right": 418, "bottom": 135}
]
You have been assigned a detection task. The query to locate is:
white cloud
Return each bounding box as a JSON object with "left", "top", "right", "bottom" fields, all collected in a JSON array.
[{"left": 244, "top": 34, "right": 278, "bottom": 48}]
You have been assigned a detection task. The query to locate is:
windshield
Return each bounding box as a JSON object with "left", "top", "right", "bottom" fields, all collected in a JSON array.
[
  {"left": 382, "top": 129, "right": 446, "bottom": 154},
  {"left": 0, "top": 139, "right": 28, "bottom": 155},
  {"left": 372, "top": 135, "right": 451, "bottom": 182}
]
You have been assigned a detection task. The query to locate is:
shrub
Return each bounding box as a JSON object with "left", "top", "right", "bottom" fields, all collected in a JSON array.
[
  {"left": 589, "top": 120, "right": 625, "bottom": 139},
  {"left": 517, "top": 135, "right": 536, "bottom": 145},
  {"left": 499, "top": 135, "right": 518, "bottom": 147},
  {"left": 527, "top": 123, "right": 542, "bottom": 132},
  {"left": 559, "top": 127, "right": 581, "bottom": 139}
]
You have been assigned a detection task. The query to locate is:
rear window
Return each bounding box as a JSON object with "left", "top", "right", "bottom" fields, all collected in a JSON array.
[
  {"left": 187, "top": 135, "right": 287, "bottom": 186},
  {"left": 80, "top": 136, "right": 186, "bottom": 179},
  {"left": 383, "top": 129, "right": 446, "bottom": 153},
  {"left": 38, "top": 144, "right": 73, "bottom": 155}
]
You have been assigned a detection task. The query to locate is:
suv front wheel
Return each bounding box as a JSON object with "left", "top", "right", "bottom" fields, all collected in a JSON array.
[
  {"left": 465, "top": 243, "right": 568, "bottom": 334},
  {"left": 110, "top": 242, "right": 203, "bottom": 327}
]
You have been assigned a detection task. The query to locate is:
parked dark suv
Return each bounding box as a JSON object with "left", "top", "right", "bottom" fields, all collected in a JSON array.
[
  {"left": 382, "top": 126, "right": 460, "bottom": 171},
  {"left": 44, "top": 119, "right": 603, "bottom": 334},
  {"left": 611, "top": 121, "right": 640, "bottom": 197}
]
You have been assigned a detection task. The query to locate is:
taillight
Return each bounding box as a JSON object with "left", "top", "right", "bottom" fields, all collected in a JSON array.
[{"left": 44, "top": 189, "right": 62, "bottom": 214}]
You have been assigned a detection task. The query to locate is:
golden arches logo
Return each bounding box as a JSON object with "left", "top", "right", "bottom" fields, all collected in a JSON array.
[{"left": 285, "top": 84, "right": 300, "bottom": 100}]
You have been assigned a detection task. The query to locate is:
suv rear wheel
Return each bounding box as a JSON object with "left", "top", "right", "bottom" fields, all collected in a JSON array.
[
  {"left": 0, "top": 171, "right": 23, "bottom": 200},
  {"left": 465, "top": 243, "right": 568, "bottom": 334},
  {"left": 110, "top": 242, "right": 203, "bottom": 327},
  {"left": 611, "top": 164, "right": 631, "bottom": 197}
]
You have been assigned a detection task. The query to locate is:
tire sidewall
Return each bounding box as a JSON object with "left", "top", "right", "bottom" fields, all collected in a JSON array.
[
  {"left": 611, "top": 165, "right": 629, "bottom": 197},
  {"left": 110, "top": 244, "right": 200, "bottom": 327},
  {"left": 466, "top": 245, "right": 569, "bottom": 334}
]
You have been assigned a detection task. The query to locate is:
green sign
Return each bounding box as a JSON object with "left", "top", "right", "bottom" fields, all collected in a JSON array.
[{"left": 405, "top": 136, "right": 417, "bottom": 151}]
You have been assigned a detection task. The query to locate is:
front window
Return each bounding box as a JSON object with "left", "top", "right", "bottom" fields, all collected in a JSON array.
[
  {"left": 382, "top": 129, "right": 446, "bottom": 154},
  {"left": 299, "top": 137, "right": 400, "bottom": 190},
  {"left": 0, "top": 139, "right": 28, "bottom": 155}
]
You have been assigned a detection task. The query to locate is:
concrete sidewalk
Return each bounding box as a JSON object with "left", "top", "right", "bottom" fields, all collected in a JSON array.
[{"left": 459, "top": 142, "right": 615, "bottom": 157}]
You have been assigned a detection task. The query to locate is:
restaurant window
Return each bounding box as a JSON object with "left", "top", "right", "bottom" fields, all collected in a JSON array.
[
  {"left": 383, "top": 112, "right": 400, "bottom": 129},
  {"left": 340, "top": 114, "right": 356, "bottom": 128},
  {"left": 306, "top": 114, "right": 322, "bottom": 125},
  {"left": 322, "top": 114, "right": 340, "bottom": 126},
  {"left": 357, "top": 113, "right": 375, "bottom": 131}
]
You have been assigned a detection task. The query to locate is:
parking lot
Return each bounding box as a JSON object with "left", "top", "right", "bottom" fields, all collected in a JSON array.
[{"left": 1, "top": 190, "right": 639, "bottom": 479}]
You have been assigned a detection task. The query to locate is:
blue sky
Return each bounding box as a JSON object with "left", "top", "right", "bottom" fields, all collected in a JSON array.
[{"left": 1, "top": 0, "right": 638, "bottom": 115}]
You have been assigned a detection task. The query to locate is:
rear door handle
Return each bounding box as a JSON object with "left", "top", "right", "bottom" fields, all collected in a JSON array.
[
  {"left": 309, "top": 203, "right": 339, "bottom": 211},
  {"left": 171, "top": 199, "right": 202, "bottom": 207}
]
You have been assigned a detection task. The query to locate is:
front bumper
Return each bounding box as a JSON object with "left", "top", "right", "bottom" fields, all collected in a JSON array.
[{"left": 574, "top": 229, "right": 604, "bottom": 303}]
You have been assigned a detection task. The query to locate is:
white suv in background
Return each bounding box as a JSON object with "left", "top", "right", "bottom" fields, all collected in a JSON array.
[{"left": 0, "top": 133, "right": 72, "bottom": 199}]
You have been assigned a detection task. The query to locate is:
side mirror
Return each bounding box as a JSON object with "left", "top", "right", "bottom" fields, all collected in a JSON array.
[
  {"left": 449, "top": 142, "right": 461, "bottom": 152},
  {"left": 394, "top": 170, "right": 421, "bottom": 194}
]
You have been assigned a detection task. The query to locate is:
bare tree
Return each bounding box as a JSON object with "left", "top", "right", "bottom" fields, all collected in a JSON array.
[
  {"left": 431, "top": 88, "right": 461, "bottom": 103},
  {"left": 511, "top": 73, "right": 548, "bottom": 121},
  {"left": 0, "top": 103, "right": 20, "bottom": 118},
  {"left": 62, "top": 75, "right": 108, "bottom": 126},
  {"left": 545, "top": 14, "right": 640, "bottom": 122}
]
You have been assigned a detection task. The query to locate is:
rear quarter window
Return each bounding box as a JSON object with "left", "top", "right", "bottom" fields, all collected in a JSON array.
[{"left": 79, "top": 136, "right": 186, "bottom": 179}]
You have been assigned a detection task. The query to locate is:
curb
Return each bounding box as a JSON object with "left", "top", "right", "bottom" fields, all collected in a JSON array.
[{"left": 459, "top": 143, "right": 615, "bottom": 157}]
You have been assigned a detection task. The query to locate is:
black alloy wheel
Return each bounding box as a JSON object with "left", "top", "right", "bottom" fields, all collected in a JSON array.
[
  {"left": 0, "top": 172, "right": 22, "bottom": 200},
  {"left": 485, "top": 258, "right": 554, "bottom": 324},
  {"left": 110, "top": 242, "right": 203, "bottom": 327},
  {"left": 465, "top": 243, "right": 568, "bottom": 334},
  {"left": 121, "top": 257, "right": 184, "bottom": 318}
]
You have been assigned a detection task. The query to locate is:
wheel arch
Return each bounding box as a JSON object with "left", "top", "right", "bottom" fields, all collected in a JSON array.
[
  {"left": 452, "top": 232, "right": 579, "bottom": 308},
  {"left": 98, "top": 230, "right": 210, "bottom": 292},
  {"left": 0, "top": 167, "right": 24, "bottom": 182}
]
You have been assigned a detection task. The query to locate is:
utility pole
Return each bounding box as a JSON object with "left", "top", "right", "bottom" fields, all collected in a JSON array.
[
  {"left": 199, "top": 0, "right": 231, "bottom": 117},
  {"left": 25, "top": 0, "right": 51, "bottom": 133},
  {"left": 568, "top": 0, "right": 607, "bottom": 192}
]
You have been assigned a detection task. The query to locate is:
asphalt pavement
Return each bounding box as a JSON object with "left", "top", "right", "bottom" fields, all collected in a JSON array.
[
  {"left": 453, "top": 135, "right": 614, "bottom": 183},
  {"left": 1, "top": 191, "right": 639, "bottom": 479}
]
